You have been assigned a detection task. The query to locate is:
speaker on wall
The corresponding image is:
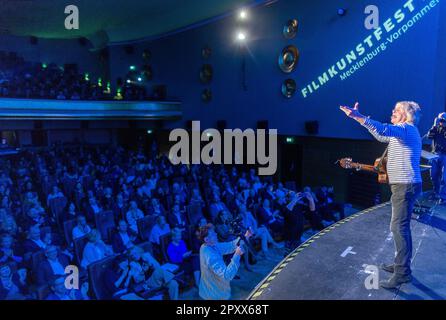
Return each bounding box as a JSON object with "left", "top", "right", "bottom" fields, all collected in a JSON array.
[
  {"left": 257, "top": 120, "right": 269, "bottom": 130},
  {"left": 305, "top": 121, "right": 319, "bottom": 135},
  {"left": 217, "top": 120, "right": 227, "bottom": 131}
]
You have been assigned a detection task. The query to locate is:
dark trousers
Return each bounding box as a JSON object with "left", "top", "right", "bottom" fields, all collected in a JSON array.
[
  {"left": 430, "top": 155, "right": 446, "bottom": 199},
  {"left": 390, "top": 183, "right": 422, "bottom": 276}
]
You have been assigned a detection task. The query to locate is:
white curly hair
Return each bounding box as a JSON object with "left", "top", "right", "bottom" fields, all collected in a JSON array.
[{"left": 396, "top": 101, "right": 421, "bottom": 125}]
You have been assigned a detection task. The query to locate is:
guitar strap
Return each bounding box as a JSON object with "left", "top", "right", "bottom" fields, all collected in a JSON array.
[{"left": 375, "top": 147, "right": 388, "bottom": 171}]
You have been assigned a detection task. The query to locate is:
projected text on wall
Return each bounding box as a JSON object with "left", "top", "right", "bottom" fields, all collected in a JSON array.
[{"left": 301, "top": 0, "right": 441, "bottom": 99}]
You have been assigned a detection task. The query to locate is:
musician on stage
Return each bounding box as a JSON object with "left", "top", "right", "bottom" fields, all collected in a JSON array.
[
  {"left": 340, "top": 101, "right": 422, "bottom": 289},
  {"left": 426, "top": 112, "right": 446, "bottom": 202}
]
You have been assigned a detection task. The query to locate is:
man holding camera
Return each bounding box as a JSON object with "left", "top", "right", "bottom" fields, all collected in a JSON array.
[
  {"left": 427, "top": 112, "right": 446, "bottom": 202},
  {"left": 198, "top": 224, "right": 252, "bottom": 300}
]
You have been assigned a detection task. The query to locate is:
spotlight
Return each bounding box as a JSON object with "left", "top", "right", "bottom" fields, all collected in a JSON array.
[
  {"left": 239, "top": 10, "right": 247, "bottom": 20},
  {"left": 129, "top": 65, "right": 136, "bottom": 71},
  {"left": 147, "top": 129, "right": 153, "bottom": 135},
  {"left": 137, "top": 77, "right": 142, "bottom": 82},
  {"left": 126, "top": 79, "right": 131, "bottom": 84},
  {"left": 237, "top": 31, "right": 247, "bottom": 42},
  {"left": 337, "top": 8, "right": 346, "bottom": 16}
]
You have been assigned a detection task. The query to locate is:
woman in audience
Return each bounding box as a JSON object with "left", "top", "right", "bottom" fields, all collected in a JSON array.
[
  {"left": 125, "top": 201, "right": 144, "bottom": 234},
  {"left": 148, "top": 198, "right": 165, "bottom": 217},
  {"left": 85, "top": 197, "right": 102, "bottom": 221},
  {"left": 167, "top": 228, "right": 200, "bottom": 287},
  {"left": 46, "top": 186, "right": 65, "bottom": 207},
  {"left": 112, "top": 193, "right": 127, "bottom": 222},
  {"left": 149, "top": 215, "right": 171, "bottom": 259},
  {"left": 62, "top": 202, "right": 78, "bottom": 224},
  {"left": 0, "top": 234, "right": 23, "bottom": 265}
]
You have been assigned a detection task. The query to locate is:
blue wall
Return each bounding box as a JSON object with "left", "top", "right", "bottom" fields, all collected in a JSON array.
[{"left": 109, "top": 0, "right": 446, "bottom": 139}]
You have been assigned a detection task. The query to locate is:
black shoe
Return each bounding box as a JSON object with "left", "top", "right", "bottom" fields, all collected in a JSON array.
[
  {"left": 380, "top": 263, "right": 395, "bottom": 273},
  {"left": 380, "top": 274, "right": 412, "bottom": 289}
]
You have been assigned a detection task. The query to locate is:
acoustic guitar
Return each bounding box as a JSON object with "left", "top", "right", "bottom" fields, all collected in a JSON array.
[{"left": 337, "top": 157, "right": 388, "bottom": 184}]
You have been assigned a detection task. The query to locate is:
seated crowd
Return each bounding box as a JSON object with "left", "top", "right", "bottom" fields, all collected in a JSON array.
[
  {"left": 0, "top": 51, "right": 147, "bottom": 101},
  {"left": 0, "top": 142, "right": 344, "bottom": 300}
]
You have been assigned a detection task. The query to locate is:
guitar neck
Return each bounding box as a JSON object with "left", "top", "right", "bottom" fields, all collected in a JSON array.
[{"left": 351, "top": 163, "right": 377, "bottom": 173}]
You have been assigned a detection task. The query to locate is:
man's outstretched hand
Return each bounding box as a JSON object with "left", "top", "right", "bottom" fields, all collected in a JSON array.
[{"left": 340, "top": 102, "right": 366, "bottom": 124}]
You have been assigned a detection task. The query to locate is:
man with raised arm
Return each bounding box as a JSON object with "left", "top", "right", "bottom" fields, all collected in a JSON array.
[{"left": 340, "top": 101, "right": 422, "bottom": 289}]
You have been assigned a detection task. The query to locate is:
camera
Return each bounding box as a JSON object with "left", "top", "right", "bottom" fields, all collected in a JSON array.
[{"left": 229, "top": 215, "right": 244, "bottom": 237}]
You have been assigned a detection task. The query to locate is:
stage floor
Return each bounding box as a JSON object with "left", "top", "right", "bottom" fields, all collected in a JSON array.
[{"left": 249, "top": 192, "right": 446, "bottom": 300}]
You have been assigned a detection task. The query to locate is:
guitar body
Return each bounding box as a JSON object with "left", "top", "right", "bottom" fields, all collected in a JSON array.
[{"left": 373, "top": 157, "right": 389, "bottom": 184}]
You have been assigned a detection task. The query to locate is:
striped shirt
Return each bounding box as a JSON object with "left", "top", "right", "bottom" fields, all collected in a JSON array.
[{"left": 362, "top": 118, "right": 422, "bottom": 184}]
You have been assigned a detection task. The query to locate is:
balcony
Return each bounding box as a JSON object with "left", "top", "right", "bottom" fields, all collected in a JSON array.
[{"left": 0, "top": 98, "right": 182, "bottom": 120}]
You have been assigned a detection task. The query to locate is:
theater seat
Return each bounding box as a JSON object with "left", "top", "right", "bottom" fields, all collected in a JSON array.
[
  {"left": 88, "top": 255, "right": 117, "bottom": 300},
  {"left": 63, "top": 219, "right": 77, "bottom": 246},
  {"left": 95, "top": 210, "right": 116, "bottom": 243},
  {"left": 157, "top": 179, "right": 169, "bottom": 194},
  {"left": 32, "top": 250, "right": 46, "bottom": 278},
  {"left": 159, "top": 234, "right": 172, "bottom": 264},
  {"left": 49, "top": 197, "right": 67, "bottom": 223},
  {"left": 37, "top": 284, "right": 51, "bottom": 300},
  {"left": 186, "top": 204, "right": 203, "bottom": 226},
  {"left": 137, "top": 215, "right": 157, "bottom": 242},
  {"left": 73, "top": 235, "right": 89, "bottom": 266}
]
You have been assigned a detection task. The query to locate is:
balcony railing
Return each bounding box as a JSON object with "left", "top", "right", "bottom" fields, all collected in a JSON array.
[{"left": 0, "top": 98, "right": 182, "bottom": 120}]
